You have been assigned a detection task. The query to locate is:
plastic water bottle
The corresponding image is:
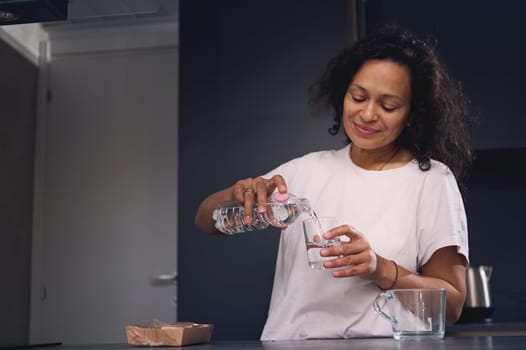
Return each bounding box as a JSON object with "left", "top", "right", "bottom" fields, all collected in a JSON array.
[{"left": 213, "top": 192, "right": 313, "bottom": 234}]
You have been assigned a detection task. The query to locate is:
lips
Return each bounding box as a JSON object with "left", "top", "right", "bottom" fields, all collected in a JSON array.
[{"left": 354, "top": 122, "right": 378, "bottom": 136}]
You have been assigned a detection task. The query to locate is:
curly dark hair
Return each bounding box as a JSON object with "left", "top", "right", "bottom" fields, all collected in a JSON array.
[{"left": 309, "top": 24, "right": 475, "bottom": 192}]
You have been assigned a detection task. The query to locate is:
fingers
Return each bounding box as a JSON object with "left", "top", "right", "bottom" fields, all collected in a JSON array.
[
  {"left": 271, "top": 174, "right": 288, "bottom": 194},
  {"left": 255, "top": 181, "right": 269, "bottom": 213},
  {"left": 322, "top": 224, "right": 361, "bottom": 241},
  {"left": 321, "top": 236, "right": 368, "bottom": 257},
  {"left": 256, "top": 174, "right": 288, "bottom": 213},
  {"left": 232, "top": 175, "right": 288, "bottom": 224},
  {"left": 332, "top": 263, "right": 371, "bottom": 278},
  {"left": 320, "top": 225, "right": 365, "bottom": 257},
  {"left": 319, "top": 225, "right": 378, "bottom": 278},
  {"left": 233, "top": 182, "right": 252, "bottom": 203},
  {"left": 242, "top": 187, "right": 256, "bottom": 223},
  {"left": 323, "top": 249, "right": 377, "bottom": 278},
  {"left": 233, "top": 180, "right": 257, "bottom": 224}
]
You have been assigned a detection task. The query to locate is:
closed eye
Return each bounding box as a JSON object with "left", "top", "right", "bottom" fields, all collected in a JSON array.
[
  {"left": 352, "top": 95, "right": 366, "bottom": 103},
  {"left": 382, "top": 105, "right": 397, "bottom": 112}
]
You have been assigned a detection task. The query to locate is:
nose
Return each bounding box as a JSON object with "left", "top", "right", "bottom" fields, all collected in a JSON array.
[{"left": 360, "top": 101, "right": 378, "bottom": 122}]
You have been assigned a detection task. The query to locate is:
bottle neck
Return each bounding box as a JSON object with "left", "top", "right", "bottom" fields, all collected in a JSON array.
[{"left": 297, "top": 198, "right": 312, "bottom": 214}]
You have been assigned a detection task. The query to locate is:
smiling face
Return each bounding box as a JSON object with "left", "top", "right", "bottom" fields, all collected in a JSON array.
[{"left": 343, "top": 59, "right": 412, "bottom": 153}]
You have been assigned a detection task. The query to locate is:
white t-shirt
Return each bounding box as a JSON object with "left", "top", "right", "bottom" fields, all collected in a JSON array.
[{"left": 260, "top": 145, "right": 469, "bottom": 340}]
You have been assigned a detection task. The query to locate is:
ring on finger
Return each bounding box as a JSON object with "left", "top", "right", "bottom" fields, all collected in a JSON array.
[{"left": 243, "top": 188, "right": 255, "bottom": 194}]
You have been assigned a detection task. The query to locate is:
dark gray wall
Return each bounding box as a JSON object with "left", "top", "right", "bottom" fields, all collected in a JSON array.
[
  {"left": 364, "top": 0, "right": 526, "bottom": 150},
  {"left": 0, "top": 39, "right": 38, "bottom": 345},
  {"left": 364, "top": 0, "right": 526, "bottom": 322},
  {"left": 178, "top": 0, "right": 349, "bottom": 340},
  {"left": 466, "top": 149, "right": 526, "bottom": 322},
  {"left": 179, "top": 0, "right": 526, "bottom": 337}
]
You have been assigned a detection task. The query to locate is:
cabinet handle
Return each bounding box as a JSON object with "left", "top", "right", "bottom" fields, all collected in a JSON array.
[{"left": 150, "top": 272, "right": 177, "bottom": 286}]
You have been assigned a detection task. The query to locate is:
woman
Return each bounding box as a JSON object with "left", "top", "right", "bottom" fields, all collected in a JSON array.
[{"left": 195, "top": 25, "right": 473, "bottom": 340}]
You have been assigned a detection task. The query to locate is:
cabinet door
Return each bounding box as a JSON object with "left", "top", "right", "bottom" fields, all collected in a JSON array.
[
  {"left": 31, "top": 47, "right": 179, "bottom": 344},
  {"left": 0, "top": 35, "right": 37, "bottom": 347}
]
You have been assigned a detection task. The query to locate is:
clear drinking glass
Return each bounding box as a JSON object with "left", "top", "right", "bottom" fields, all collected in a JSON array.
[{"left": 302, "top": 217, "right": 340, "bottom": 270}]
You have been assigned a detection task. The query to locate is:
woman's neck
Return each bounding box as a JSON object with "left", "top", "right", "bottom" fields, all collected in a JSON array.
[{"left": 350, "top": 144, "right": 409, "bottom": 171}]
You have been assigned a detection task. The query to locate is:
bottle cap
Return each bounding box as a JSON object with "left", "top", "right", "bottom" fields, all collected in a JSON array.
[{"left": 274, "top": 191, "right": 289, "bottom": 202}]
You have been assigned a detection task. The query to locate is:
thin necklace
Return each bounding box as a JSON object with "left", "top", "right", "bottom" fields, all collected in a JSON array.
[{"left": 378, "top": 147, "right": 400, "bottom": 170}]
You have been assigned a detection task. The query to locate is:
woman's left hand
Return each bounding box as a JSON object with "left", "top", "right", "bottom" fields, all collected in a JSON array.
[{"left": 320, "top": 225, "right": 379, "bottom": 279}]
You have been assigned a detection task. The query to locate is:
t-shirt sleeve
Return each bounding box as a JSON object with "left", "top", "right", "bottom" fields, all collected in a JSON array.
[{"left": 416, "top": 164, "right": 469, "bottom": 267}]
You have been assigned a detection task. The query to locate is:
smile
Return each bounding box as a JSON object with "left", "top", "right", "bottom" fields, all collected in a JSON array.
[{"left": 354, "top": 122, "right": 378, "bottom": 136}]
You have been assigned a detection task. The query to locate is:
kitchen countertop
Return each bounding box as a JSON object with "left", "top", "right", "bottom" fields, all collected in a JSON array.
[
  {"left": 7, "top": 337, "right": 525, "bottom": 350},
  {"left": 447, "top": 321, "right": 526, "bottom": 336},
  {"left": 12, "top": 323, "right": 526, "bottom": 350}
]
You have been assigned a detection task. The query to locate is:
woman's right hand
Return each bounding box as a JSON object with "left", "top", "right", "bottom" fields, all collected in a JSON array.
[
  {"left": 232, "top": 175, "right": 288, "bottom": 224},
  {"left": 195, "top": 174, "right": 287, "bottom": 234}
]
